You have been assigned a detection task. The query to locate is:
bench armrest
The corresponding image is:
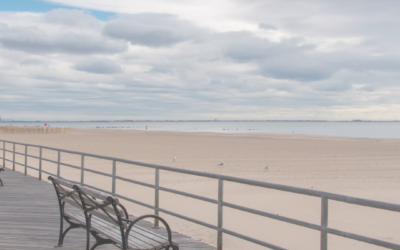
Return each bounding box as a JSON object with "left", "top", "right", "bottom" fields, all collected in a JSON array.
[
  {"left": 125, "top": 215, "right": 174, "bottom": 248},
  {"left": 118, "top": 203, "right": 129, "bottom": 220}
]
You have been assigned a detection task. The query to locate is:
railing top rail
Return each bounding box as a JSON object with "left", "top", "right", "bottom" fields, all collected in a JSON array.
[{"left": 1, "top": 139, "right": 400, "bottom": 213}]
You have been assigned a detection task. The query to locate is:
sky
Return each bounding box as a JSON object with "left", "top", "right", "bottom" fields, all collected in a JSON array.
[{"left": 1, "top": 0, "right": 400, "bottom": 121}]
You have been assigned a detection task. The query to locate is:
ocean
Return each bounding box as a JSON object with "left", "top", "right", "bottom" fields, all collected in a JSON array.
[{"left": 1, "top": 121, "right": 399, "bottom": 139}]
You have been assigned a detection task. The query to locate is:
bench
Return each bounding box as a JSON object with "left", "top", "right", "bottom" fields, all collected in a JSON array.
[
  {"left": 48, "top": 176, "right": 179, "bottom": 250},
  {"left": 0, "top": 168, "right": 4, "bottom": 186}
]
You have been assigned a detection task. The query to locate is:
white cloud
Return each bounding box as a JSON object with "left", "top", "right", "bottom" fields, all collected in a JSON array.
[
  {"left": 73, "top": 59, "right": 123, "bottom": 74},
  {"left": 0, "top": 9, "right": 128, "bottom": 54},
  {"left": 1, "top": 2, "right": 400, "bottom": 120}
]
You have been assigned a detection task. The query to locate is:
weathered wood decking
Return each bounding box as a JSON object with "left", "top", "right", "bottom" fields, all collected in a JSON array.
[{"left": 0, "top": 168, "right": 216, "bottom": 250}]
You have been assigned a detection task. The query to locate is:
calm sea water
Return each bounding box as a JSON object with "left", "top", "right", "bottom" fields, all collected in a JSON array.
[{"left": 1, "top": 121, "right": 400, "bottom": 139}]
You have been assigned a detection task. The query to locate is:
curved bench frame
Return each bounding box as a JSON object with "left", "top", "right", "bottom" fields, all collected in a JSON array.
[{"left": 49, "top": 176, "right": 179, "bottom": 250}]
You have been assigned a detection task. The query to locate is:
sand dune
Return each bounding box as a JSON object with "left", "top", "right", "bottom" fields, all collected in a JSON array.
[{"left": 1, "top": 129, "right": 400, "bottom": 249}]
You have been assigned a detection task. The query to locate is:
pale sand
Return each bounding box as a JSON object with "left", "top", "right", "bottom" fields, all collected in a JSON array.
[{"left": 1, "top": 129, "right": 400, "bottom": 250}]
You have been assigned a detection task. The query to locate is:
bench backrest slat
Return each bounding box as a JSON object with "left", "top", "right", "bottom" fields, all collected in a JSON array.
[
  {"left": 63, "top": 195, "right": 83, "bottom": 210},
  {"left": 78, "top": 185, "right": 120, "bottom": 205},
  {"left": 53, "top": 177, "right": 76, "bottom": 189},
  {"left": 50, "top": 177, "right": 120, "bottom": 205}
]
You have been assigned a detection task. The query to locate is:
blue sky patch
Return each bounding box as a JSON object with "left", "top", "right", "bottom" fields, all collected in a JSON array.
[{"left": 0, "top": 0, "right": 116, "bottom": 20}]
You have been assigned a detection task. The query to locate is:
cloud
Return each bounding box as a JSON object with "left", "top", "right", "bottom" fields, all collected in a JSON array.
[
  {"left": 259, "top": 23, "right": 277, "bottom": 30},
  {"left": 42, "top": 8, "right": 103, "bottom": 29},
  {"left": 19, "top": 56, "right": 49, "bottom": 67},
  {"left": 1, "top": 4, "right": 400, "bottom": 120},
  {"left": 103, "top": 20, "right": 186, "bottom": 47},
  {"left": 73, "top": 60, "right": 123, "bottom": 74},
  {"left": 0, "top": 10, "right": 128, "bottom": 54},
  {"left": 102, "top": 13, "right": 203, "bottom": 48},
  {"left": 219, "top": 32, "right": 314, "bottom": 61}
]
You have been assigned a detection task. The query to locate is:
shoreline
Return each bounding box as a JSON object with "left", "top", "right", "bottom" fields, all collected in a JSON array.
[
  {"left": 3, "top": 120, "right": 400, "bottom": 122},
  {"left": 1, "top": 126, "right": 400, "bottom": 140}
]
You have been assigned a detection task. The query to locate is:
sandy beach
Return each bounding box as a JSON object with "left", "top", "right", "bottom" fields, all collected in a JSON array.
[{"left": 1, "top": 129, "right": 400, "bottom": 250}]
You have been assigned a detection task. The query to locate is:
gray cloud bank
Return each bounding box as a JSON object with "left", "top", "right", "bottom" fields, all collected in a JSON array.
[{"left": 0, "top": 5, "right": 400, "bottom": 120}]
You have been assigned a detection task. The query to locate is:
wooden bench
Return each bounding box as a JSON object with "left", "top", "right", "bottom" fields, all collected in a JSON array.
[
  {"left": 0, "top": 168, "right": 4, "bottom": 186},
  {"left": 48, "top": 176, "right": 179, "bottom": 250}
]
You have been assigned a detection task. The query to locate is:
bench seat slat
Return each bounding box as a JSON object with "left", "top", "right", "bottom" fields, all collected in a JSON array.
[
  {"left": 72, "top": 214, "right": 157, "bottom": 250},
  {"left": 92, "top": 218, "right": 170, "bottom": 250},
  {"left": 66, "top": 213, "right": 138, "bottom": 248},
  {"left": 129, "top": 224, "right": 175, "bottom": 247},
  {"left": 61, "top": 194, "right": 127, "bottom": 229},
  {"left": 67, "top": 213, "right": 169, "bottom": 250},
  {"left": 128, "top": 221, "right": 177, "bottom": 245},
  {"left": 87, "top": 206, "right": 127, "bottom": 229},
  {"left": 91, "top": 219, "right": 154, "bottom": 250}
]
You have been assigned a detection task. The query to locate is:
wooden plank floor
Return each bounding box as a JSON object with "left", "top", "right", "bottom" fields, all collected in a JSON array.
[{"left": 0, "top": 167, "right": 216, "bottom": 250}]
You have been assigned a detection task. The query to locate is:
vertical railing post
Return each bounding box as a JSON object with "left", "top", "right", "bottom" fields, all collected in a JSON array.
[
  {"left": 2, "top": 141, "right": 5, "bottom": 167},
  {"left": 154, "top": 168, "right": 160, "bottom": 228},
  {"left": 39, "top": 147, "right": 42, "bottom": 180},
  {"left": 112, "top": 160, "right": 116, "bottom": 195},
  {"left": 24, "top": 145, "right": 27, "bottom": 175},
  {"left": 57, "top": 150, "right": 61, "bottom": 177},
  {"left": 321, "top": 197, "right": 329, "bottom": 250},
  {"left": 217, "top": 178, "right": 224, "bottom": 250},
  {"left": 12, "top": 143, "right": 15, "bottom": 171},
  {"left": 80, "top": 155, "right": 85, "bottom": 185}
]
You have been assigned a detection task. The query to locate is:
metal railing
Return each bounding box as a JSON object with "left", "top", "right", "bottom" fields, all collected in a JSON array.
[{"left": 1, "top": 139, "right": 399, "bottom": 250}]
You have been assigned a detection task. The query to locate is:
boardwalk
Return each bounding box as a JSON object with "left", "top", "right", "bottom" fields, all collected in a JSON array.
[{"left": 0, "top": 167, "right": 216, "bottom": 250}]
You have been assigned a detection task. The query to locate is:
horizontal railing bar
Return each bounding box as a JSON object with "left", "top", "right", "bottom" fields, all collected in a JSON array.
[
  {"left": 2, "top": 139, "right": 399, "bottom": 213},
  {"left": 26, "top": 155, "right": 40, "bottom": 160},
  {"left": 13, "top": 161, "right": 51, "bottom": 172},
  {"left": 9, "top": 154, "right": 54, "bottom": 161},
  {"left": 11, "top": 151, "right": 25, "bottom": 156},
  {"left": 41, "top": 158, "right": 58, "bottom": 164},
  {"left": 41, "top": 169, "right": 57, "bottom": 176},
  {"left": 326, "top": 227, "right": 400, "bottom": 249},
  {"left": 221, "top": 228, "right": 287, "bottom": 250},
  {"left": 82, "top": 183, "right": 114, "bottom": 197},
  {"left": 222, "top": 201, "right": 321, "bottom": 231},
  {"left": 13, "top": 161, "right": 25, "bottom": 167},
  {"left": 114, "top": 192, "right": 219, "bottom": 231},
  {"left": 12, "top": 161, "right": 39, "bottom": 171},
  {"left": 59, "top": 162, "right": 80, "bottom": 170},
  {"left": 83, "top": 168, "right": 113, "bottom": 178},
  {"left": 158, "top": 186, "right": 219, "bottom": 204},
  {"left": 26, "top": 165, "right": 38, "bottom": 170},
  {"left": 117, "top": 175, "right": 218, "bottom": 204},
  {"left": 339, "top": 196, "right": 400, "bottom": 213},
  {"left": 1, "top": 142, "right": 58, "bottom": 153},
  {"left": 116, "top": 176, "right": 155, "bottom": 189},
  {"left": 115, "top": 194, "right": 156, "bottom": 210},
  {"left": 157, "top": 207, "right": 219, "bottom": 231}
]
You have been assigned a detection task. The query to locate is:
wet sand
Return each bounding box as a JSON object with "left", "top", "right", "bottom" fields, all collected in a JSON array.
[{"left": 1, "top": 129, "right": 400, "bottom": 249}]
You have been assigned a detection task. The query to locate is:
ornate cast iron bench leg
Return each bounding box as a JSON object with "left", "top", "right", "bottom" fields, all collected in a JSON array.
[{"left": 55, "top": 203, "right": 82, "bottom": 247}]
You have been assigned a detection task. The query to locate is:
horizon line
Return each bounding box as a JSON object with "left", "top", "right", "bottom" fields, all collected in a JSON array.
[{"left": 1, "top": 119, "right": 400, "bottom": 122}]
